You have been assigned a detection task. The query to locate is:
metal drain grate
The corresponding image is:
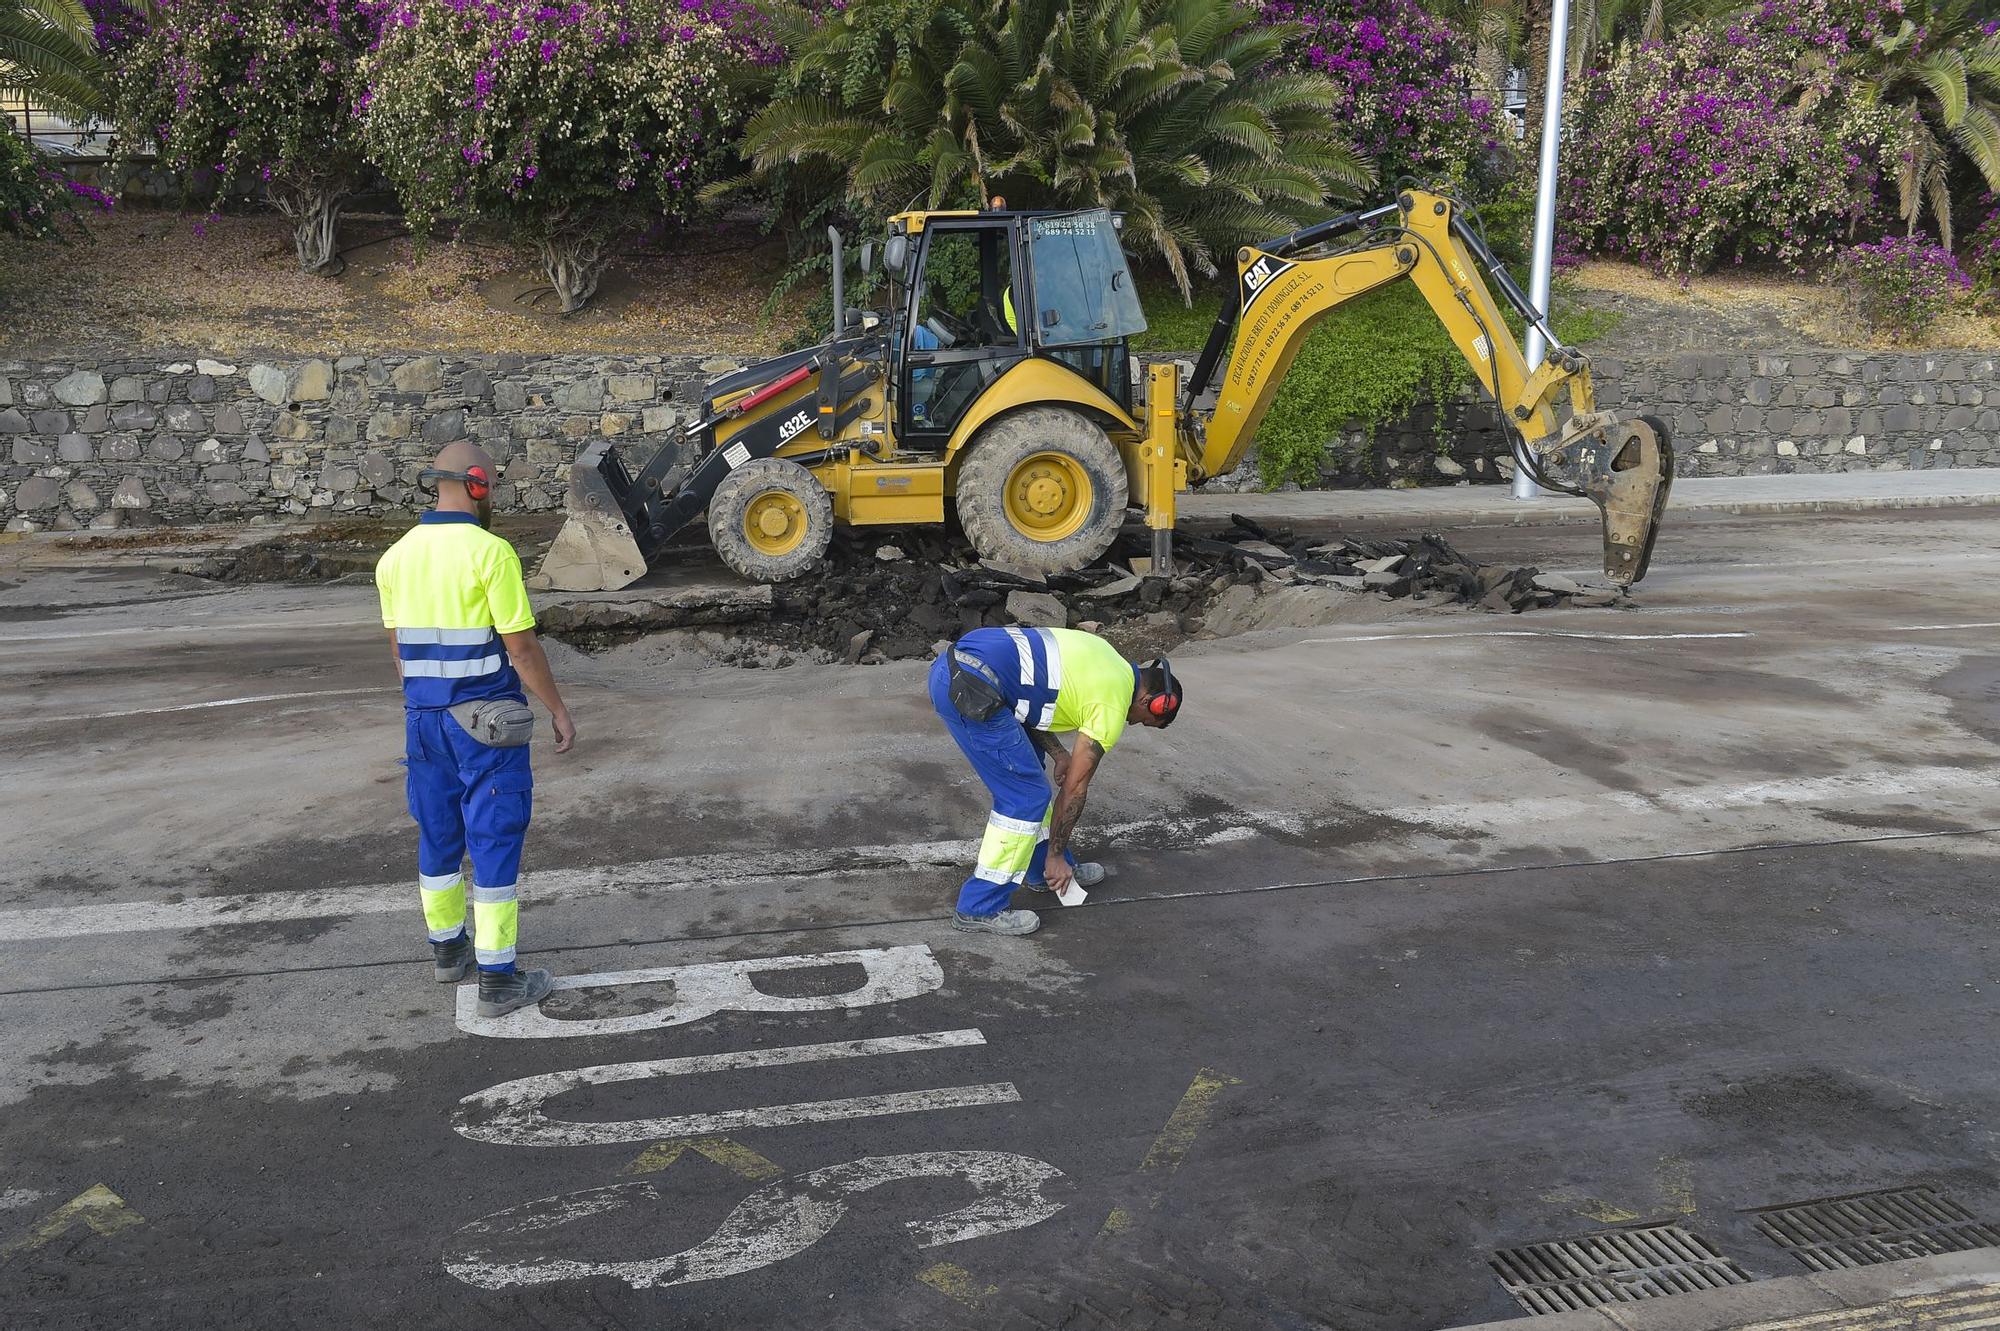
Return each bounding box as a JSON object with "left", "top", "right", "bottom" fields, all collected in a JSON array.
[
  {"left": 1750, "top": 1187, "right": 2000, "bottom": 1271},
  {"left": 1491, "top": 1225, "right": 1753, "bottom": 1314}
]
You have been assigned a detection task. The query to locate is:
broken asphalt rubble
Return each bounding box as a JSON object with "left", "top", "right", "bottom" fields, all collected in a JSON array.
[{"left": 534, "top": 514, "right": 1632, "bottom": 664}]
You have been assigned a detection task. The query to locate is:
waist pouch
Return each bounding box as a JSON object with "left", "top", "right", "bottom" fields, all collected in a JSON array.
[
  {"left": 948, "top": 649, "right": 1009, "bottom": 722},
  {"left": 449, "top": 698, "right": 535, "bottom": 748}
]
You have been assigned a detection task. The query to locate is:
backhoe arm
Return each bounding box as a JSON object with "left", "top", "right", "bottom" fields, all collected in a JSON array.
[{"left": 1181, "top": 190, "right": 1674, "bottom": 586}]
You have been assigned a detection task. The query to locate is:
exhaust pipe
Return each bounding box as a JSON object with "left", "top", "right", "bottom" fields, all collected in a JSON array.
[{"left": 828, "top": 224, "right": 845, "bottom": 338}]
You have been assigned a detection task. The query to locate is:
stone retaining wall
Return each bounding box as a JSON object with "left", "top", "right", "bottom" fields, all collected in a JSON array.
[
  {"left": 3, "top": 343, "right": 1995, "bottom": 528},
  {"left": 0, "top": 352, "right": 721, "bottom": 530}
]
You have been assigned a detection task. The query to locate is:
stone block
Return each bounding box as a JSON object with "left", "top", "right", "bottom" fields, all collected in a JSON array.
[
  {"left": 243, "top": 435, "right": 270, "bottom": 463},
  {"left": 212, "top": 404, "right": 245, "bottom": 435},
  {"left": 505, "top": 455, "right": 538, "bottom": 482},
  {"left": 600, "top": 412, "right": 634, "bottom": 436},
  {"left": 608, "top": 374, "right": 656, "bottom": 402},
  {"left": 1776, "top": 440, "right": 1799, "bottom": 456},
  {"left": 0, "top": 407, "right": 28, "bottom": 433},
  {"left": 422, "top": 408, "right": 466, "bottom": 445},
  {"left": 358, "top": 454, "right": 396, "bottom": 488},
  {"left": 336, "top": 355, "right": 365, "bottom": 373},
  {"left": 32, "top": 409, "right": 69, "bottom": 434},
  {"left": 367, "top": 410, "right": 411, "bottom": 441},
  {"left": 163, "top": 403, "right": 205, "bottom": 433},
  {"left": 642, "top": 406, "right": 678, "bottom": 433},
  {"left": 274, "top": 411, "right": 317, "bottom": 442},
  {"left": 248, "top": 363, "right": 288, "bottom": 405},
  {"left": 320, "top": 464, "right": 360, "bottom": 492},
  {"left": 1945, "top": 406, "right": 1976, "bottom": 429},
  {"left": 561, "top": 415, "right": 591, "bottom": 439},
  {"left": 0, "top": 377, "right": 9, "bottom": 406},
  {"left": 327, "top": 415, "right": 359, "bottom": 445},
  {"left": 460, "top": 369, "right": 492, "bottom": 400},
  {"left": 11, "top": 438, "right": 52, "bottom": 464},
  {"left": 111, "top": 403, "right": 156, "bottom": 431},
  {"left": 14, "top": 476, "right": 60, "bottom": 509},
  {"left": 146, "top": 380, "right": 170, "bottom": 403},
  {"left": 52, "top": 370, "right": 106, "bottom": 406},
  {"left": 109, "top": 375, "right": 145, "bottom": 402},
  {"left": 1746, "top": 378, "right": 1772, "bottom": 405},
  {"left": 56, "top": 433, "right": 92, "bottom": 462},
  {"left": 527, "top": 440, "right": 563, "bottom": 465},
  {"left": 492, "top": 381, "right": 527, "bottom": 414},
  {"left": 196, "top": 359, "right": 237, "bottom": 376},
  {"left": 554, "top": 378, "right": 605, "bottom": 412},
  {"left": 1884, "top": 405, "right": 1920, "bottom": 432},
  {"left": 203, "top": 464, "right": 242, "bottom": 482},
  {"left": 699, "top": 357, "right": 743, "bottom": 375},
  {"left": 194, "top": 437, "right": 224, "bottom": 462},
  {"left": 290, "top": 359, "right": 334, "bottom": 401},
  {"left": 1005, "top": 590, "right": 1067, "bottom": 627},
  {"left": 145, "top": 432, "right": 183, "bottom": 462},
  {"left": 392, "top": 356, "right": 444, "bottom": 394},
  {"left": 111, "top": 477, "right": 150, "bottom": 509},
  {"left": 78, "top": 404, "right": 109, "bottom": 433},
  {"left": 100, "top": 434, "right": 139, "bottom": 462},
  {"left": 207, "top": 483, "right": 254, "bottom": 506},
  {"left": 1845, "top": 436, "right": 1868, "bottom": 454}
]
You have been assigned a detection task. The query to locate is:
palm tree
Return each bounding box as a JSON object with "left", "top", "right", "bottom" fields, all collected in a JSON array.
[
  {"left": 742, "top": 0, "right": 1372, "bottom": 300},
  {"left": 1845, "top": 0, "right": 2000, "bottom": 248},
  {"left": 0, "top": 0, "right": 105, "bottom": 124}
]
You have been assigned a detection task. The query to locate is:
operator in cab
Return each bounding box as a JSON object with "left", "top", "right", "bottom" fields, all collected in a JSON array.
[{"left": 929, "top": 625, "right": 1184, "bottom": 936}]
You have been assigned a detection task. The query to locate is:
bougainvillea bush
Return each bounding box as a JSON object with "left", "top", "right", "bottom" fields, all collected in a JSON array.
[
  {"left": 361, "top": 0, "right": 771, "bottom": 312},
  {"left": 1260, "top": 0, "right": 1505, "bottom": 195},
  {"left": 1561, "top": 0, "right": 1908, "bottom": 278},
  {"left": 114, "top": 0, "right": 374, "bottom": 274},
  {"left": 1962, "top": 193, "right": 2000, "bottom": 310},
  {"left": 1833, "top": 234, "right": 1971, "bottom": 340},
  {"left": 0, "top": 131, "right": 112, "bottom": 244}
]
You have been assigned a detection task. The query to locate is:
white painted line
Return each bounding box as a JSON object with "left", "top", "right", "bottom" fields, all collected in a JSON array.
[
  {"left": 455, "top": 945, "right": 945, "bottom": 1039},
  {"left": 35, "top": 687, "right": 385, "bottom": 723},
  {"left": 446, "top": 1151, "right": 1068, "bottom": 1291},
  {"left": 1303, "top": 629, "right": 1753, "bottom": 645},
  {"left": 1879, "top": 622, "right": 2000, "bottom": 633},
  {"left": 0, "top": 812, "right": 1282, "bottom": 943},
  {"left": 1, "top": 617, "right": 378, "bottom": 643},
  {"left": 452, "top": 1028, "right": 1016, "bottom": 1147}
]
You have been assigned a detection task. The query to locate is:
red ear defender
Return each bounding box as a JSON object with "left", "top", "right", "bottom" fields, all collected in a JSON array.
[
  {"left": 463, "top": 465, "right": 490, "bottom": 500},
  {"left": 1144, "top": 656, "right": 1181, "bottom": 724}
]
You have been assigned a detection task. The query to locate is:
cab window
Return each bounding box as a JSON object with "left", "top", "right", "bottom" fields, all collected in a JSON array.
[{"left": 1027, "top": 210, "right": 1146, "bottom": 348}]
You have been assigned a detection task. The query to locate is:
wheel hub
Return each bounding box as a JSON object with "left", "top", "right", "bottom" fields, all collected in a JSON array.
[
  {"left": 744, "top": 490, "right": 808, "bottom": 556},
  {"left": 1004, "top": 451, "right": 1092, "bottom": 541}
]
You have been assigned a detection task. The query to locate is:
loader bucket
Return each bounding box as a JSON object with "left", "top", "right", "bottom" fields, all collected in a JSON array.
[{"left": 533, "top": 440, "right": 648, "bottom": 592}]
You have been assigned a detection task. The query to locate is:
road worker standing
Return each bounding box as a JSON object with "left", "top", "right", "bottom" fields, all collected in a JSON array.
[
  {"left": 930, "top": 625, "right": 1184, "bottom": 935},
  {"left": 375, "top": 441, "right": 576, "bottom": 1017}
]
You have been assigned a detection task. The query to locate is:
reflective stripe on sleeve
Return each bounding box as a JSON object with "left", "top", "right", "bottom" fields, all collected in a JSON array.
[
  {"left": 1035, "top": 702, "right": 1056, "bottom": 728},
  {"left": 1036, "top": 628, "right": 1062, "bottom": 690},
  {"left": 1005, "top": 627, "right": 1035, "bottom": 686}
]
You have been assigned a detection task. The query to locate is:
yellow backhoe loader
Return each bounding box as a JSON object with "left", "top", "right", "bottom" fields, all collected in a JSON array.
[{"left": 536, "top": 189, "right": 1672, "bottom": 592}]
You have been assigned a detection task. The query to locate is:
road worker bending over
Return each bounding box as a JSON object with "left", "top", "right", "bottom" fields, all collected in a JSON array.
[
  {"left": 929, "top": 626, "right": 1183, "bottom": 935},
  {"left": 376, "top": 441, "right": 577, "bottom": 1017}
]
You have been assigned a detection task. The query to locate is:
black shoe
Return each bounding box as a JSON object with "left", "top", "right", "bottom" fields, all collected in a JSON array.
[
  {"left": 476, "top": 967, "right": 554, "bottom": 1018},
  {"left": 432, "top": 935, "right": 473, "bottom": 983}
]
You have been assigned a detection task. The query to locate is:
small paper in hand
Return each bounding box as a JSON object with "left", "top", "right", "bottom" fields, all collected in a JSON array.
[{"left": 1056, "top": 883, "right": 1088, "bottom": 907}]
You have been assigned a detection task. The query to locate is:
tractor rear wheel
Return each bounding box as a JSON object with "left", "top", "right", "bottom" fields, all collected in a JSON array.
[
  {"left": 956, "top": 408, "right": 1129, "bottom": 574},
  {"left": 707, "top": 457, "right": 833, "bottom": 582}
]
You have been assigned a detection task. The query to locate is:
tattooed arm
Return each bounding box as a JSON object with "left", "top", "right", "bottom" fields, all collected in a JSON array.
[{"left": 1028, "top": 728, "right": 1071, "bottom": 784}]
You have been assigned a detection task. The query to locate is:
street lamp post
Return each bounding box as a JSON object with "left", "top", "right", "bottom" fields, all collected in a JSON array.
[{"left": 1514, "top": 0, "right": 1572, "bottom": 501}]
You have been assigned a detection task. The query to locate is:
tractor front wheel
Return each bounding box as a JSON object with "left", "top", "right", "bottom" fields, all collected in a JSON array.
[
  {"left": 707, "top": 456, "right": 834, "bottom": 582},
  {"left": 956, "top": 408, "right": 1129, "bottom": 575}
]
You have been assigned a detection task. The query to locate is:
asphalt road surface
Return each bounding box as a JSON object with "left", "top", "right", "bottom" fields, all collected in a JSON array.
[{"left": 4, "top": 507, "right": 2000, "bottom": 1331}]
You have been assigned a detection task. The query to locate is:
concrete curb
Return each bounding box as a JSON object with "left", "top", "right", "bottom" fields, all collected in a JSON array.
[{"left": 1445, "top": 1247, "right": 2000, "bottom": 1331}]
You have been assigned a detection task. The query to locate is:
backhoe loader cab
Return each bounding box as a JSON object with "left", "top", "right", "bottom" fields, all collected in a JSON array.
[{"left": 535, "top": 189, "right": 1673, "bottom": 594}]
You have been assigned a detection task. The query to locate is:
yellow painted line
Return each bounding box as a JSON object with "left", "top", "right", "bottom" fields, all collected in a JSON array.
[
  {"left": 1538, "top": 1190, "right": 1640, "bottom": 1224},
  {"left": 1136, "top": 1067, "right": 1243, "bottom": 1183},
  {"left": 623, "top": 1137, "right": 783, "bottom": 1182},
  {"left": 0, "top": 1184, "right": 144, "bottom": 1260},
  {"left": 1657, "top": 1154, "right": 1696, "bottom": 1215},
  {"left": 916, "top": 1261, "right": 997, "bottom": 1308}
]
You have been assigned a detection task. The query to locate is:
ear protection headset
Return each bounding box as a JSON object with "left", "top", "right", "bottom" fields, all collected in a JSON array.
[
  {"left": 1143, "top": 655, "right": 1181, "bottom": 725},
  {"left": 419, "top": 466, "right": 491, "bottom": 500}
]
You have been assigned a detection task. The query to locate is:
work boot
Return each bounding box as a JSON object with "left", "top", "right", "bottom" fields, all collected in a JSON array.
[
  {"left": 476, "top": 967, "right": 554, "bottom": 1018},
  {"left": 952, "top": 908, "right": 1041, "bottom": 936},
  {"left": 432, "top": 934, "right": 474, "bottom": 983},
  {"left": 1028, "top": 861, "right": 1106, "bottom": 890}
]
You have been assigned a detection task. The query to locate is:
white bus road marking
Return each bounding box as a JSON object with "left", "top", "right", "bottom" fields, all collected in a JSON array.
[
  {"left": 451, "top": 1029, "right": 1017, "bottom": 1148},
  {"left": 0, "top": 813, "right": 1278, "bottom": 944},
  {"left": 445, "top": 1151, "right": 1069, "bottom": 1291},
  {"left": 0, "top": 616, "right": 380, "bottom": 644},
  {"left": 1305, "top": 629, "right": 1753, "bottom": 645},
  {"left": 454, "top": 945, "right": 946, "bottom": 1039}
]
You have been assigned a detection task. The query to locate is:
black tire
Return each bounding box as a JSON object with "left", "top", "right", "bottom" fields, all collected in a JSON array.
[
  {"left": 955, "top": 407, "right": 1129, "bottom": 574},
  {"left": 706, "top": 457, "right": 834, "bottom": 583}
]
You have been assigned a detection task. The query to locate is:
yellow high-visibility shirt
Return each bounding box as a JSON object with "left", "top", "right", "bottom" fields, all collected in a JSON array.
[{"left": 375, "top": 512, "right": 535, "bottom": 709}]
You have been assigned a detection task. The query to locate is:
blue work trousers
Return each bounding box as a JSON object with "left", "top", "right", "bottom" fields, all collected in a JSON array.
[
  {"left": 404, "top": 707, "right": 533, "bottom": 971},
  {"left": 928, "top": 655, "right": 1074, "bottom": 917}
]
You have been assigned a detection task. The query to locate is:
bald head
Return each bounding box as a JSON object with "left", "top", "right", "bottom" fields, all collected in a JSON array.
[{"left": 429, "top": 440, "right": 496, "bottom": 524}]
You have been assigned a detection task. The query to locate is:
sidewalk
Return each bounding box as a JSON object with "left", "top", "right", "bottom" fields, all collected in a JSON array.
[
  {"left": 1184, "top": 468, "right": 2000, "bottom": 528},
  {"left": 1445, "top": 1247, "right": 2000, "bottom": 1331}
]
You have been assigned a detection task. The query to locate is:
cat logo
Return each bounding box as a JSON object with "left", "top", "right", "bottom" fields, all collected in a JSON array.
[
  {"left": 777, "top": 409, "right": 812, "bottom": 443},
  {"left": 1239, "top": 255, "right": 1296, "bottom": 309}
]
